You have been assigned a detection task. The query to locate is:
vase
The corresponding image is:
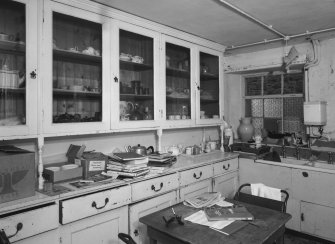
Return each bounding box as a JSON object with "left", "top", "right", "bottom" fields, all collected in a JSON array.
[{"left": 237, "top": 117, "right": 255, "bottom": 142}]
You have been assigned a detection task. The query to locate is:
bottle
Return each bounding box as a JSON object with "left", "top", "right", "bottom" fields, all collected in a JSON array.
[
  {"left": 225, "top": 126, "right": 234, "bottom": 146},
  {"left": 143, "top": 106, "right": 152, "bottom": 120},
  {"left": 181, "top": 105, "right": 188, "bottom": 119}
]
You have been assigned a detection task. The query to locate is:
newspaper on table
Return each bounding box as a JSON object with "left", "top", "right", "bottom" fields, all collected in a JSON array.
[{"left": 184, "top": 192, "right": 224, "bottom": 208}]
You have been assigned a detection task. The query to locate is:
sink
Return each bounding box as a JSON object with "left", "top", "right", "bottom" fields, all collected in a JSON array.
[
  {"left": 281, "top": 158, "right": 335, "bottom": 170},
  {"left": 281, "top": 158, "right": 307, "bottom": 166},
  {"left": 309, "top": 162, "right": 335, "bottom": 170}
]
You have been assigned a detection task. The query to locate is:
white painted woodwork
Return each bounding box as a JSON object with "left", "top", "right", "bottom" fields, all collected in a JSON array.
[
  {"left": 41, "top": 0, "right": 112, "bottom": 135},
  {"left": 0, "top": 203, "right": 58, "bottom": 242},
  {"left": 60, "top": 185, "right": 131, "bottom": 224},
  {"left": 300, "top": 201, "right": 335, "bottom": 242},
  {"left": 213, "top": 172, "right": 238, "bottom": 199},
  {"left": 131, "top": 173, "right": 179, "bottom": 202},
  {"left": 285, "top": 197, "right": 301, "bottom": 232},
  {"left": 179, "top": 178, "right": 212, "bottom": 202},
  {"left": 129, "top": 191, "right": 178, "bottom": 244},
  {"left": 59, "top": 205, "right": 128, "bottom": 244},
  {"left": 179, "top": 164, "right": 213, "bottom": 187},
  {"left": 213, "top": 158, "right": 238, "bottom": 176},
  {"left": 292, "top": 168, "right": 335, "bottom": 208},
  {"left": 1, "top": 0, "right": 38, "bottom": 139},
  {"left": 14, "top": 229, "right": 59, "bottom": 244}
]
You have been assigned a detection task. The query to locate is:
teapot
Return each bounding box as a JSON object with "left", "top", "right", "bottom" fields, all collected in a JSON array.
[{"left": 128, "top": 144, "right": 154, "bottom": 156}]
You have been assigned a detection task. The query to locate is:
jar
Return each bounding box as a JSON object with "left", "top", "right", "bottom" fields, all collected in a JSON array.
[{"left": 237, "top": 117, "right": 255, "bottom": 142}]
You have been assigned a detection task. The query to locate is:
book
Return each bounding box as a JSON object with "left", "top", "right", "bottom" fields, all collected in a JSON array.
[
  {"left": 113, "top": 152, "right": 146, "bottom": 161},
  {"left": 210, "top": 220, "right": 248, "bottom": 235},
  {"left": 109, "top": 168, "right": 150, "bottom": 178},
  {"left": 184, "top": 192, "right": 221, "bottom": 208},
  {"left": 204, "top": 205, "right": 254, "bottom": 221}
]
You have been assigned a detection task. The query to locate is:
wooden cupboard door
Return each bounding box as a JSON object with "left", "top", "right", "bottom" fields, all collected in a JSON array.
[
  {"left": 14, "top": 230, "right": 59, "bottom": 244},
  {"left": 179, "top": 165, "right": 213, "bottom": 187},
  {"left": 179, "top": 178, "right": 212, "bottom": 202},
  {"left": 213, "top": 158, "right": 238, "bottom": 176},
  {"left": 60, "top": 206, "right": 128, "bottom": 244},
  {"left": 285, "top": 197, "right": 301, "bottom": 232},
  {"left": 301, "top": 201, "right": 335, "bottom": 242},
  {"left": 213, "top": 172, "right": 238, "bottom": 199},
  {"left": 129, "top": 191, "right": 177, "bottom": 244},
  {"left": 292, "top": 168, "right": 335, "bottom": 208}
]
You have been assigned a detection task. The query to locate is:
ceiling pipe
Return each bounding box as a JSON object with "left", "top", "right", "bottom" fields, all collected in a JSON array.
[
  {"left": 218, "top": 0, "right": 286, "bottom": 38},
  {"left": 226, "top": 27, "right": 335, "bottom": 50}
]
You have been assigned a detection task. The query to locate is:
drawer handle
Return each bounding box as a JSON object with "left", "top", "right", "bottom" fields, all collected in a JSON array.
[
  {"left": 92, "top": 198, "right": 109, "bottom": 210},
  {"left": 301, "top": 213, "right": 305, "bottom": 221},
  {"left": 223, "top": 163, "right": 230, "bottom": 170},
  {"left": 151, "top": 182, "right": 163, "bottom": 192},
  {"left": 193, "top": 171, "right": 202, "bottom": 179},
  {"left": 302, "top": 172, "right": 309, "bottom": 177},
  {"left": 7, "top": 222, "right": 23, "bottom": 238}
]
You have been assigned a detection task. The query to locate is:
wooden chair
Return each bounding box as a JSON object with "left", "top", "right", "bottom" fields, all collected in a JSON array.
[
  {"left": 118, "top": 233, "right": 137, "bottom": 244},
  {"left": 234, "top": 183, "right": 289, "bottom": 244},
  {"left": 234, "top": 183, "right": 289, "bottom": 213}
]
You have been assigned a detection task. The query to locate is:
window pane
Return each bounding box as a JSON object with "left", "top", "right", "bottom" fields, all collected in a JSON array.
[
  {"left": 264, "top": 75, "right": 281, "bottom": 95},
  {"left": 245, "top": 76, "right": 262, "bottom": 96},
  {"left": 264, "top": 98, "right": 281, "bottom": 118},
  {"left": 281, "top": 97, "right": 305, "bottom": 134},
  {"left": 284, "top": 73, "right": 304, "bottom": 94}
]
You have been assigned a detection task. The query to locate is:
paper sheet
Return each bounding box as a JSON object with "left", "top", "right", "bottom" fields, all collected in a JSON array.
[{"left": 184, "top": 210, "right": 234, "bottom": 229}]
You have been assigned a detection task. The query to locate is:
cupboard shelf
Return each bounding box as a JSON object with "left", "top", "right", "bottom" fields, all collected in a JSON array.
[
  {"left": 0, "top": 40, "right": 25, "bottom": 53},
  {"left": 53, "top": 88, "right": 101, "bottom": 98},
  {"left": 0, "top": 87, "right": 25, "bottom": 94},
  {"left": 120, "top": 94, "right": 153, "bottom": 100},
  {"left": 200, "top": 72, "right": 219, "bottom": 81},
  {"left": 120, "top": 60, "right": 153, "bottom": 71},
  {"left": 166, "top": 67, "right": 190, "bottom": 78},
  {"left": 166, "top": 96, "right": 190, "bottom": 101},
  {"left": 53, "top": 49, "right": 102, "bottom": 64}
]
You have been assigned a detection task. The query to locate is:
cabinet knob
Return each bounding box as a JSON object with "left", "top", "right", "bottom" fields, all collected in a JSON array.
[
  {"left": 300, "top": 213, "right": 305, "bottom": 221},
  {"left": 91, "top": 198, "right": 109, "bottom": 210},
  {"left": 30, "top": 70, "right": 37, "bottom": 79},
  {"left": 134, "top": 229, "right": 139, "bottom": 236},
  {"left": 193, "top": 171, "right": 203, "bottom": 179},
  {"left": 114, "top": 76, "right": 119, "bottom": 82},
  {"left": 302, "top": 172, "right": 308, "bottom": 177},
  {"left": 151, "top": 182, "right": 163, "bottom": 192},
  {"left": 223, "top": 163, "right": 230, "bottom": 170}
]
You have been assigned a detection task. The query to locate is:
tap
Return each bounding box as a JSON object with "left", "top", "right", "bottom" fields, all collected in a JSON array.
[
  {"left": 281, "top": 145, "right": 286, "bottom": 158},
  {"left": 295, "top": 145, "right": 301, "bottom": 160}
]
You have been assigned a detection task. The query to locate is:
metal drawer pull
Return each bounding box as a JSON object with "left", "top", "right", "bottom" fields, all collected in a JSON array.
[
  {"left": 302, "top": 172, "right": 309, "bottom": 177},
  {"left": 151, "top": 182, "right": 163, "bottom": 192},
  {"left": 223, "top": 163, "right": 230, "bottom": 170},
  {"left": 92, "top": 198, "right": 109, "bottom": 210},
  {"left": 7, "top": 222, "right": 23, "bottom": 238},
  {"left": 193, "top": 171, "right": 202, "bottom": 179}
]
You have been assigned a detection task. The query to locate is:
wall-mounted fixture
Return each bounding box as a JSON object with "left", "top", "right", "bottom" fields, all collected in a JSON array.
[{"left": 304, "top": 101, "right": 327, "bottom": 138}]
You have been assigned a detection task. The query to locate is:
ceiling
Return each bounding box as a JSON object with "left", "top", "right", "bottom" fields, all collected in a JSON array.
[{"left": 92, "top": 0, "right": 335, "bottom": 49}]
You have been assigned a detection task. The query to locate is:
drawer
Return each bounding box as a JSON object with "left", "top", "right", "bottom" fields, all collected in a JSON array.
[
  {"left": 131, "top": 173, "right": 178, "bottom": 202},
  {"left": 213, "top": 158, "right": 238, "bottom": 176},
  {"left": 179, "top": 165, "right": 213, "bottom": 187},
  {"left": 0, "top": 203, "right": 58, "bottom": 242},
  {"left": 60, "top": 185, "right": 131, "bottom": 224}
]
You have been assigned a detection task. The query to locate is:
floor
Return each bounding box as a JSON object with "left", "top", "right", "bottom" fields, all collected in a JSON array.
[{"left": 284, "top": 230, "right": 332, "bottom": 244}]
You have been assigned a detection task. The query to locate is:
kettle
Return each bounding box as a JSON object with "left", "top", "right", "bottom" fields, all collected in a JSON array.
[{"left": 128, "top": 144, "right": 154, "bottom": 156}]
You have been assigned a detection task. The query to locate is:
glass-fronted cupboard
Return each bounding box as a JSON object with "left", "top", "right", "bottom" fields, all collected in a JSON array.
[{"left": 0, "top": 0, "right": 38, "bottom": 137}]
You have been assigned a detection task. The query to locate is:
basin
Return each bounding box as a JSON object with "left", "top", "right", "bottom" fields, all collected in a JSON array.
[{"left": 281, "top": 158, "right": 335, "bottom": 170}]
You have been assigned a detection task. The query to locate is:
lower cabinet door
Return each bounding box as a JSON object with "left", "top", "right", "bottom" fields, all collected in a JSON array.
[
  {"left": 179, "top": 179, "right": 212, "bottom": 202},
  {"left": 59, "top": 206, "right": 128, "bottom": 244},
  {"left": 301, "top": 201, "right": 335, "bottom": 242},
  {"left": 212, "top": 172, "right": 238, "bottom": 199},
  {"left": 14, "top": 230, "right": 59, "bottom": 244},
  {"left": 129, "top": 191, "right": 177, "bottom": 244}
]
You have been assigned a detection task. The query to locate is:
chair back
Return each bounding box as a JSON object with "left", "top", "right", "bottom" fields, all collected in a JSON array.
[
  {"left": 118, "top": 233, "right": 137, "bottom": 244},
  {"left": 234, "top": 183, "right": 289, "bottom": 213}
]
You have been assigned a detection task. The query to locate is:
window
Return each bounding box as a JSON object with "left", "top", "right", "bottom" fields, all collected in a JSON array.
[{"left": 244, "top": 72, "right": 305, "bottom": 136}]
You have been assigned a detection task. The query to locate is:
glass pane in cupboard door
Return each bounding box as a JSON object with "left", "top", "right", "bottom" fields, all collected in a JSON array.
[
  {"left": 52, "top": 13, "right": 102, "bottom": 123},
  {"left": 0, "top": 2, "right": 26, "bottom": 126},
  {"left": 166, "top": 43, "right": 190, "bottom": 120},
  {"left": 199, "top": 52, "right": 219, "bottom": 119},
  {"left": 119, "top": 30, "right": 154, "bottom": 121}
]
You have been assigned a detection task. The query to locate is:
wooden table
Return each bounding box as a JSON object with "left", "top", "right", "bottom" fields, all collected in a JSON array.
[{"left": 139, "top": 201, "right": 291, "bottom": 244}]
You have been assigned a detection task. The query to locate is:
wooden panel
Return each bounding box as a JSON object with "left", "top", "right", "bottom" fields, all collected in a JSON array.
[
  {"left": 213, "top": 172, "right": 238, "bottom": 199},
  {"left": 301, "top": 201, "right": 335, "bottom": 242},
  {"left": 15, "top": 229, "right": 59, "bottom": 244},
  {"left": 131, "top": 173, "right": 178, "bottom": 202},
  {"left": 60, "top": 205, "right": 128, "bottom": 244},
  {"left": 213, "top": 158, "right": 238, "bottom": 176},
  {"left": 292, "top": 169, "right": 335, "bottom": 207},
  {"left": 60, "top": 185, "right": 131, "bottom": 224},
  {"left": 179, "top": 179, "right": 212, "bottom": 202},
  {"left": 129, "top": 191, "right": 177, "bottom": 244},
  {"left": 179, "top": 165, "right": 213, "bottom": 187},
  {"left": 0, "top": 203, "right": 58, "bottom": 242}
]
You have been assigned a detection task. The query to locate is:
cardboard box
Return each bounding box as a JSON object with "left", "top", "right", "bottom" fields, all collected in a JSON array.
[
  {"left": 0, "top": 145, "right": 35, "bottom": 204},
  {"left": 75, "top": 152, "right": 107, "bottom": 179},
  {"left": 43, "top": 163, "right": 83, "bottom": 183}
]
